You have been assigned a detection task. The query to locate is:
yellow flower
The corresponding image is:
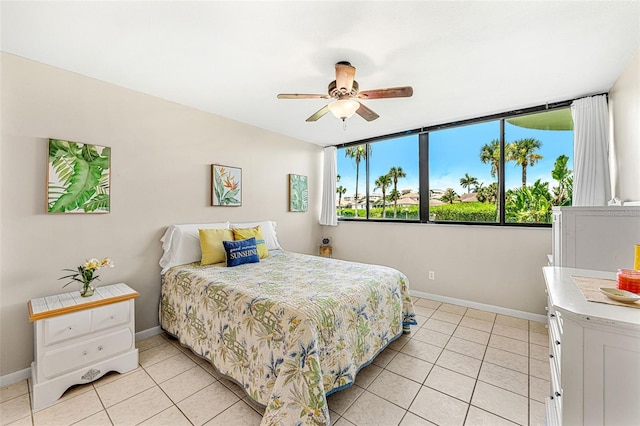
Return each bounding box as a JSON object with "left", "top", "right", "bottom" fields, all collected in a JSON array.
[{"left": 84, "top": 258, "right": 100, "bottom": 269}]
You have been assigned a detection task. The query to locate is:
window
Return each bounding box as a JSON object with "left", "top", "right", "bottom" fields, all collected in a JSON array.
[
  {"left": 504, "top": 109, "right": 574, "bottom": 223},
  {"left": 337, "top": 135, "right": 419, "bottom": 220},
  {"left": 336, "top": 103, "right": 574, "bottom": 226},
  {"left": 428, "top": 120, "right": 500, "bottom": 223}
]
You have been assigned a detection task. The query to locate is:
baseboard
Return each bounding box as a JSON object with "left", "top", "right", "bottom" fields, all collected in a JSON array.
[
  {"left": 410, "top": 289, "right": 548, "bottom": 323},
  {"left": 0, "top": 326, "right": 165, "bottom": 387},
  {"left": 135, "top": 326, "right": 164, "bottom": 341},
  {"left": 0, "top": 367, "right": 31, "bottom": 387}
]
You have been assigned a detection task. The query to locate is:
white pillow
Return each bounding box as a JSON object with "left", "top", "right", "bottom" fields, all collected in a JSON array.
[
  {"left": 160, "top": 222, "right": 230, "bottom": 273},
  {"left": 230, "top": 220, "right": 282, "bottom": 251}
]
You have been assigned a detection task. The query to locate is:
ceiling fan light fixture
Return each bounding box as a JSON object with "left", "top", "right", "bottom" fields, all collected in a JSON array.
[{"left": 328, "top": 99, "right": 360, "bottom": 120}]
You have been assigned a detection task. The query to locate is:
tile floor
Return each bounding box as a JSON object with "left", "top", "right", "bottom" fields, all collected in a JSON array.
[{"left": 1, "top": 297, "right": 550, "bottom": 426}]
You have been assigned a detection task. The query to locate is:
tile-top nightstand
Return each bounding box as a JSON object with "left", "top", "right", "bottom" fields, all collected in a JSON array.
[{"left": 28, "top": 283, "right": 139, "bottom": 410}]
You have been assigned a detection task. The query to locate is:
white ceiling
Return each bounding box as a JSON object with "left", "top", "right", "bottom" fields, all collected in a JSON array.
[{"left": 2, "top": 1, "right": 639, "bottom": 146}]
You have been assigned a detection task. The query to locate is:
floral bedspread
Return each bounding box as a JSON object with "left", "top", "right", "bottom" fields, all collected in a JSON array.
[{"left": 160, "top": 250, "right": 416, "bottom": 425}]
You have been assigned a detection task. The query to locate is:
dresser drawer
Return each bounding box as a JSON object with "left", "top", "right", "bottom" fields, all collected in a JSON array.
[
  {"left": 41, "top": 327, "right": 133, "bottom": 379},
  {"left": 44, "top": 310, "right": 92, "bottom": 346},
  {"left": 91, "top": 301, "right": 130, "bottom": 332}
]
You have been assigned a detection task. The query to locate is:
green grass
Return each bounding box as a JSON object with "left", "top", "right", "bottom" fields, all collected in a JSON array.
[
  {"left": 337, "top": 202, "right": 497, "bottom": 222},
  {"left": 430, "top": 202, "right": 497, "bottom": 222}
]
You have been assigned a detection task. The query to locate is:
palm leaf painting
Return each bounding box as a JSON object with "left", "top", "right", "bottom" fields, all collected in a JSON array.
[
  {"left": 289, "top": 174, "right": 308, "bottom": 212},
  {"left": 47, "top": 139, "right": 110, "bottom": 213},
  {"left": 211, "top": 164, "right": 242, "bottom": 206}
]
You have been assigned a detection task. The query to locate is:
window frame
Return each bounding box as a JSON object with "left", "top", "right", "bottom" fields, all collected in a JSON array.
[{"left": 336, "top": 98, "right": 581, "bottom": 227}]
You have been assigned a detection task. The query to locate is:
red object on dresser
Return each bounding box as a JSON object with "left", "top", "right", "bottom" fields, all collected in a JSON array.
[{"left": 617, "top": 269, "right": 640, "bottom": 294}]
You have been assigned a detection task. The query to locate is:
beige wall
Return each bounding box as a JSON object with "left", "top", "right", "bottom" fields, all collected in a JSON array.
[
  {"left": 609, "top": 50, "right": 640, "bottom": 202},
  {"left": 0, "top": 53, "right": 323, "bottom": 376},
  {"left": 323, "top": 222, "right": 551, "bottom": 315}
]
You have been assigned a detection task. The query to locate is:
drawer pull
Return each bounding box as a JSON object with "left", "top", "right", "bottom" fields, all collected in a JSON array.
[
  {"left": 97, "top": 345, "right": 103, "bottom": 351},
  {"left": 555, "top": 340, "right": 561, "bottom": 346},
  {"left": 82, "top": 350, "right": 88, "bottom": 356},
  {"left": 109, "top": 315, "right": 115, "bottom": 320},
  {"left": 555, "top": 391, "right": 562, "bottom": 397},
  {"left": 549, "top": 354, "right": 554, "bottom": 359},
  {"left": 549, "top": 313, "right": 555, "bottom": 318},
  {"left": 68, "top": 327, "right": 73, "bottom": 331}
]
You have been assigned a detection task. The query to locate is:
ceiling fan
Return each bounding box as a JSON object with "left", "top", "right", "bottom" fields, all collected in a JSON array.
[{"left": 277, "top": 61, "right": 413, "bottom": 123}]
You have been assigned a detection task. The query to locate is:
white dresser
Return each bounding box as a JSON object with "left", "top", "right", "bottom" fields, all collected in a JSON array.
[
  {"left": 543, "top": 267, "right": 640, "bottom": 426},
  {"left": 551, "top": 206, "right": 640, "bottom": 271},
  {"left": 28, "top": 283, "right": 139, "bottom": 410}
]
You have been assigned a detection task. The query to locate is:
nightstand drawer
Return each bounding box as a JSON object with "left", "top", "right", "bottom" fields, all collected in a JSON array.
[
  {"left": 41, "top": 327, "right": 133, "bottom": 379},
  {"left": 44, "top": 310, "right": 92, "bottom": 346},
  {"left": 91, "top": 301, "right": 130, "bottom": 332}
]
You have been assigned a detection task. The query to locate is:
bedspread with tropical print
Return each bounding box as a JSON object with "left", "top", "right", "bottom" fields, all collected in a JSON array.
[{"left": 160, "top": 250, "right": 416, "bottom": 426}]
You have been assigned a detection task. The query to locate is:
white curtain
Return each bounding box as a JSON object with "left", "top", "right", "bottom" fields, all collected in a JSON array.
[
  {"left": 319, "top": 146, "right": 338, "bottom": 226},
  {"left": 571, "top": 95, "right": 611, "bottom": 206}
]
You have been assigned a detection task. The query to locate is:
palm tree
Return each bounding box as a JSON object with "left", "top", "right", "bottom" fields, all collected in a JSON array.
[
  {"left": 551, "top": 154, "right": 572, "bottom": 206},
  {"left": 440, "top": 188, "right": 458, "bottom": 204},
  {"left": 387, "top": 166, "right": 406, "bottom": 218},
  {"left": 374, "top": 174, "right": 392, "bottom": 218},
  {"left": 480, "top": 139, "right": 501, "bottom": 179},
  {"left": 509, "top": 138, "right": 543, "bottom": 187},
  {"left": 345, "top": 145, "right": 371, "bottom": 217},
  {"left": 336, "top": 185, "right": 347, "bottom": 215},
  {"left": 479, "top": 139, "right": 503, "bottom": 219},
  {"left": 459, "top": 173, "right": 479, "bottom": 194}
]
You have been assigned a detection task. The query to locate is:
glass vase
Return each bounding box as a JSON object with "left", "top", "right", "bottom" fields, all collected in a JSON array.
[{"left": 80, "top": 283, "right": 95, "bottom": 297}]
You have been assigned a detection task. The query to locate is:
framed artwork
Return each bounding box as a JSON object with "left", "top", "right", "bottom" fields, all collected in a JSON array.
[
  {"left": 289, "top": 174, "right": 308, "bottom": 212},
  {"left": 211, "top": 164, "right": 242, "bottom": 206},
  {"left": 47, "top": 139, "right": 111, "bottom": 214}
]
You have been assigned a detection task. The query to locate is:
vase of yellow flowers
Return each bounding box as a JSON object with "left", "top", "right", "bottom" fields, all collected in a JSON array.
[{"left": 60, "top": 257, "right": 114, "bottom": 297}]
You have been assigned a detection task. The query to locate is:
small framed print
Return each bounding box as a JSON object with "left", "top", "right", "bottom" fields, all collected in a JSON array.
[
  {"left": 211, "top": 164, "right": 242, "bottom": 206},
  {"left": 289, "top": 174, "right": 308, "bottom": 212}
]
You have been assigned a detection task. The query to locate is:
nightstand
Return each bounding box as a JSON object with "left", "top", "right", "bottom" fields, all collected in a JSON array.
[
  {"left": 28, "top": 283, "right": 139, "bottom": 410},
  {"left": 319, "top": 245, "right": 332, "bottom": 257}
]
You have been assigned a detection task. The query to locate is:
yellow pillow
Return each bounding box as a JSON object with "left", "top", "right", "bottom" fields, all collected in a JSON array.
[
  {"left": 232, "top": 226, "right": 269, "bottom": 259},
  {"left": 199, "top": 228, "right": 234, "bottom": 265}
]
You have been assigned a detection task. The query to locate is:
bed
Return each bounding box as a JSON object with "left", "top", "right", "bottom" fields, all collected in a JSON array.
[{"left": 159, "top": 222, "right": 416, "bottom": 425}]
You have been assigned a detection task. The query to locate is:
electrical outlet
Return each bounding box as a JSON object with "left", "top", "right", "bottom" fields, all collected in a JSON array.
[{"left": 429, "top": 271, "right": 435, "bottom": 280}]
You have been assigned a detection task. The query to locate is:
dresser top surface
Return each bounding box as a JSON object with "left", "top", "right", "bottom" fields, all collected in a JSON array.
[
  {"left": 543, "top": 267, "right": 640, "bottom": 328},
  {"left": 28, "top": 283, "right": 138, "bottom": 321}
]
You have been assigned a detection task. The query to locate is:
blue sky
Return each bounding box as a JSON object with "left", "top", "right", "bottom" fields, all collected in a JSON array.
[{"left": 337, "top": 120, "right": 573, "bottom": 197}]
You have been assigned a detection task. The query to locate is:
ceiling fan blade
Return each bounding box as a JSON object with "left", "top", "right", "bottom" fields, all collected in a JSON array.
[
  {"left": 306, "top": 105, "right": 330, "bottom": 122},
  {"left": 356, "top": 103, "right": 380, "bottom": 122},
  {"left": 277, "top": 93, "right": 331, "bottom": 99},
  {"left": 335, "top": 61, "right": 356, "bottom": 94},
  {"left": 358, "top": 86, "right": 413, "bottom": 100}
]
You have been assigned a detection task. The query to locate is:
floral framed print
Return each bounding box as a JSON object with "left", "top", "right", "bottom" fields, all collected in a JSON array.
[
  {"left": 47, "top": 139, "right": 111, "bottom": 213},
  {"left": 212, "top": 164, "right": 242, "bottom": 206},
  {"left": 289, "top": 174, "right": 308, "bottom": 212}
]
